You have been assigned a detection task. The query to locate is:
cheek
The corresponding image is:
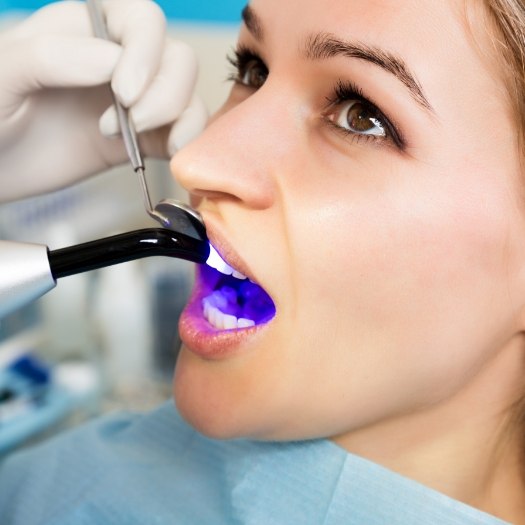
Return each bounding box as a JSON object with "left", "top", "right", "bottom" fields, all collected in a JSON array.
[{"left": 288, "top": 161, "right": 518, "bottom": 406}]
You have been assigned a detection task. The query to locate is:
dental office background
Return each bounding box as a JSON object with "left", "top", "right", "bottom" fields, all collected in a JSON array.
[{"left": 0, "top": 0, "right": 243, "bottom": 453}]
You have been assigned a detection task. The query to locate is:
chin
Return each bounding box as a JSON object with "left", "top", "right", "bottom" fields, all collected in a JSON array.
[
  {"left": 172, "top": 348, "right": 251, "bottom": 440},
  {"left": 175, "top": 403, "right": 239, "bottom": 440},
  {"left": 172, "top": 346, "right": 302, "bottom": 442}
]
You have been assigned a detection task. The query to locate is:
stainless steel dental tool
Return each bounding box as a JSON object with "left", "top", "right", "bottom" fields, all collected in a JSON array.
[
  {"left": 85, "top": 0, "right": 206, "bottom": 242},
  {"left": 0, "top": 2, "right": 211, "bottom": 319}
]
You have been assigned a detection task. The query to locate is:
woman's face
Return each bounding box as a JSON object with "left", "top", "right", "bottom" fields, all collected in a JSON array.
[{"left": 170, "top": 0, "right": 525, "bottom": 443}]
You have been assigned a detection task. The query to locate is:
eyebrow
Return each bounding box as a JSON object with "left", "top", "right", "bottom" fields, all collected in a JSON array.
[
  {"left": 241, "top": 5, "right": 264, "bottom": 41},
  {"left": 305, "top": 33, "right": 433, "bottom": 113},
  {"left": 241, "top": 5, "right": 434, "bottom": 115}
]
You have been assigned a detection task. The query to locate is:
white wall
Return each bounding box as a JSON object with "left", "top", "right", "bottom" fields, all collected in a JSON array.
[{"left": 169, "top": 23, "right": 240, "bottom": 114}]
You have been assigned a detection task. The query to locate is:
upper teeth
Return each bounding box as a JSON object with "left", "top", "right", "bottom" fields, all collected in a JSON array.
[{"left": 206, "top": 244, "right": 247, "bottom": 279}]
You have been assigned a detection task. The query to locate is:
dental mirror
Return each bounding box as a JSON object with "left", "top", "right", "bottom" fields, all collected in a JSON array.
[{"left": 149, "top": 199, "right": 207, "bottom": 242}]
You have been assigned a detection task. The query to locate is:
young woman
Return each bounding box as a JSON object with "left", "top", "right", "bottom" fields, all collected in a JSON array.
[
  {"left": 170, "top": 0, "right": 525, "bottom": 521},
  {"left": 1, "top": 1, "right": 524, "bottom": 523}
]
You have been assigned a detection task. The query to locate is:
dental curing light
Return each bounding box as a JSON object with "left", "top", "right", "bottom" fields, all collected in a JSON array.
[{"left": 0, "top": 228, "right": 209, "bottom": 319}]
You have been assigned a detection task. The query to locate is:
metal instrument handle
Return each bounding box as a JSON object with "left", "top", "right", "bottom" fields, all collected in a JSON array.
[{"left": 86, "top": 0, "right": 153, "bottom": 211}]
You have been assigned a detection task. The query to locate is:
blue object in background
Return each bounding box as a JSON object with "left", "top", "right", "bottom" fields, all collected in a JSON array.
[
  {"left": 0, "top": 0, "right": 245, "bottom": 23},
  {"left": 0, "top": 353, "right": 56, "bottom": 454},
  {"left": 9, "top": 355, "right": 50, "bottom": 386}
]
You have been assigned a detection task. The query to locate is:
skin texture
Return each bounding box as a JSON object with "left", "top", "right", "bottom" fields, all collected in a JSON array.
[{"left": 170, "top": 0, "right": 525, "bottom": 521}]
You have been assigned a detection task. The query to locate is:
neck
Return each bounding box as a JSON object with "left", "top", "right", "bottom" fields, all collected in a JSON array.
[{"left": 333, "top": 336, "right": 525, "bottom": 524}]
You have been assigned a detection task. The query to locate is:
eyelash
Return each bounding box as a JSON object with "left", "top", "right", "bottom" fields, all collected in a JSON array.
[
  {"left": 226, "top": 46, "right": 405, "bottom": 150},
  {"left": 226, "top": 45, "right": 267, "bottom": 86},
  {"left": 325, "top": 80, "right": 405, "bottom": 149}
]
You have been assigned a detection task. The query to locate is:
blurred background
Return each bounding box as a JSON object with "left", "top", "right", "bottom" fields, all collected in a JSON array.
[{"left": 0, "top": 0, "right": 243, "bottom": 454}]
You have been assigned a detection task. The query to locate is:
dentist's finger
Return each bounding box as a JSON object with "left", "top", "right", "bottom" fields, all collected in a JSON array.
[
  {"left": 0, "top": 36, "right": 120, "bottom": 117},
  {"left": 7, "top": 1, "right": 93, "bottom": 38},
  {"left": 105, "top": 0, "right": 167, "bottom": 107},
  {"left": 99, "top": 39, "right": 198, "bottom": 136},
  {"left": 130, "top": 40, "right": 198, "bottom": 131},
  {"left": 13, "top": 0, "right": 166, "bottom": 108}
]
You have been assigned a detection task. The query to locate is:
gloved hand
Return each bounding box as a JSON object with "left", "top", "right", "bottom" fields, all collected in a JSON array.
[{"left": 0, "top": 0, "right": 207, "bottom": 202}]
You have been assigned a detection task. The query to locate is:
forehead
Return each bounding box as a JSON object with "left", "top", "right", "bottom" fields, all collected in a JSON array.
[{"left": 247, "top": 0, "right": 467, "bottom": 47}]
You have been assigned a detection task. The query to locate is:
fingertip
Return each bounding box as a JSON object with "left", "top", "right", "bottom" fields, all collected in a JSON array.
[
  {"left": 14, "top": 36, "right": 121, "bottom": 90},
  {"left": 126, "top": 39, "right": 200, "bottom": 133},
  {"left": 111, "top": 67, "right": 149, "bottom": 107},
  {"left": 106, "top": 1, "right": 167, "bottom": 107},
  {"left": 99, "top": 105, "right": 121, "bottom": 137}
]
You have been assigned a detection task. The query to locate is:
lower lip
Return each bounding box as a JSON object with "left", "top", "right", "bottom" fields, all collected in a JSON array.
[{"left": 178, "top": 273, "right": 268, "bottom": 360}]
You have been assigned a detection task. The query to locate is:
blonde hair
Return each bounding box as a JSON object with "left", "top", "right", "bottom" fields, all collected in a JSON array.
[
  {"left": 480, "top": 0, "right": 525, "bottom": 471},
  {"left": 483, "top": 0, "right": 525, "bottom": 143}
]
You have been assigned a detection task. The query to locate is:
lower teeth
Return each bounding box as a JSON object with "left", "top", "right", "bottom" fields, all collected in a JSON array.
[{"left": 203, "top": 299, "right": 255, "bottom": 330}]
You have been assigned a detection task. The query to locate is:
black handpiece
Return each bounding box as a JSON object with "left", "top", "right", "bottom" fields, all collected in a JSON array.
[{"left": 48, "top": 228, "right": 210, "bottom": 280}]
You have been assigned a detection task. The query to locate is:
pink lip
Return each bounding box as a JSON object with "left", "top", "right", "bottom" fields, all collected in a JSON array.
[{"left": 178, "top": 221, "right": 273, "bottom": 360}]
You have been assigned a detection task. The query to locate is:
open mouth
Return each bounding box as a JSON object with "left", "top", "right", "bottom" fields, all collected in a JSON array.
[{"left": 200, "top": 244, "right": 276, "bottom": 330}]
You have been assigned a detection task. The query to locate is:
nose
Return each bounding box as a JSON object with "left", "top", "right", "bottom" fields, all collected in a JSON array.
[{"left": 170, "top": 89, "right": 285, "bottom": 211}]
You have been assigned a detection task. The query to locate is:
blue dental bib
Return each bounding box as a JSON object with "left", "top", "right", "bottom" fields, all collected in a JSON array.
[{"left": 0, "top": 401, "right": 510, "bottom": 524}]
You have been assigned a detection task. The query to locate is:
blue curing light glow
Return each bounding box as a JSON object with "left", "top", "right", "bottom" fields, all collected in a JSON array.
[{"left": 201, "top": 245, "right": 276, "bottom": 325}]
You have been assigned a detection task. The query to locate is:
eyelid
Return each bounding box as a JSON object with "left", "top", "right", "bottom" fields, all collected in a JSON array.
[{"left": 325, "top": 80, "right": 406, "bottom": 149}]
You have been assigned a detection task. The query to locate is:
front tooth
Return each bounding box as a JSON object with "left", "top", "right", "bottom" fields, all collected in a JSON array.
[
  {"left": 208, "top": 307, "right": 230, "bottom": 330},
  {"left": 207, "top": 245, "right": 234, "bottom": 275},
  {"left": 203, "top": 299, "right": 211, "bottom": 318},
  {"left": 223, "top": 314, "right": 237, "bottom": 329},
  {"left": 210, "top": 307, "right": 220, "bottom": 327},
  {"left": 215, "top": 311, "right": 225, "bottom": 330}
]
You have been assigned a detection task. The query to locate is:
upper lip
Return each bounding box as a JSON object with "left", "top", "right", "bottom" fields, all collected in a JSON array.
[{"left": 203, "top": 218, "right": 258, "bottom": 284}]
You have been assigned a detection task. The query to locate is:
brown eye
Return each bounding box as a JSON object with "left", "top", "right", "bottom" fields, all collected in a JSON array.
[
  {"left": 336, "top": 100, "right": 386, "bottom": 137},
  {"left": 239, "top": 59, "right": 268, "bottom": 89}
]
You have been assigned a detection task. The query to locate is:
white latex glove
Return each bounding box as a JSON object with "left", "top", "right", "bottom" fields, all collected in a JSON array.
[{"left": 0, "top": 0, "right": 207, "bottom": 201}]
